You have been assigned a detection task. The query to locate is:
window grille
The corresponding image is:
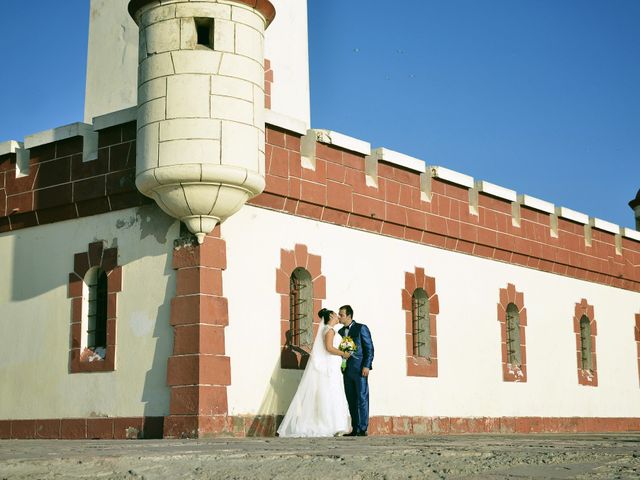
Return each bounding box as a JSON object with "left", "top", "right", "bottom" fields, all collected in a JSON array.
[
  {"left": 289, "top": 268, "right": 313, "bottom": 347},
  {"left": 411, "top": 288, "right": 430, "bottom": 358},
  {"left": 506, "top": 303, "right": 521, "bottom": 365},
  {"left": 579, "top": 315, "right": 592, "bottom": 370},
  {"left": 85, "top": 268, "right": 108, "bottom": 350}
]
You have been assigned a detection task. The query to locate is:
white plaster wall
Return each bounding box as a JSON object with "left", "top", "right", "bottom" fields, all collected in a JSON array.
[
  {"left": 0, "top": 206, "right": 177, "bottom": 419},
  {"left": 84, "top": 0, "right": 310, "bottom": 127},
  {"left": 223, "top": 205, "right": 640, "bottom": 418},
  {"left": 265, "top": 0, "right": 310, "bottom": 127},
  {"left": 84, "top": 0, "right": 139, "bottom": 123}
]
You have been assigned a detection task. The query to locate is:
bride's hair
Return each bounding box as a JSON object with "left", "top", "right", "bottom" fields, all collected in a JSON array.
[{"left": 317, "top": 308, "right": 334, "bottom": 324}]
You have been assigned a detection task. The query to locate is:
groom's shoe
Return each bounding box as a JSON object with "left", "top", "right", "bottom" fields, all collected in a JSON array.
[
  {"left": 356, "top": 431, "right": 368, "bottom": 436},
  {"left": 344, "top": 431, "right": 357, "bottom": 437}
]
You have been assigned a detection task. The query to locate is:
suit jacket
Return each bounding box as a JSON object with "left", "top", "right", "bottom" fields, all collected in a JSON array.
[{"left": 339, "top": 321, "right": 374, "bottom": 376}]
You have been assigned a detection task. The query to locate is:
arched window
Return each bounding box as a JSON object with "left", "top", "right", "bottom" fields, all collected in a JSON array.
[
  {"left": 289, "top": 267, "right": 313, "bottom": 348},
  {"left": 579, "top": 315, "right": 592, "bottom": 370},
  {"left": 506, "top": 303, "right": 521, "bottom": 365},
  {"left": 83, "top": 267, "right": 108, "bottom": 355},
  {"left": 411, "top": 288, "right": 430, "bottom": 358}
]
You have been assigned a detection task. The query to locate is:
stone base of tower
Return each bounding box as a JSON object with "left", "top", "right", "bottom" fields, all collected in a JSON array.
[{"left": 164, "top": 227, "right": 231, "bottom": 439}]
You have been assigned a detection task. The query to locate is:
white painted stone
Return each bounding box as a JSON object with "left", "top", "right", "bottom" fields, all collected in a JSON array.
[
  {"left": 235, "top": 22, "right": 264, "bottom": 61},
  {"left": 231, "top": 4, "right": 266, "bottom": 31},
  {"left": 145, "top": 19, "right": 181, "bottom": 54},
  {"left": 211, "top": 96, "right": 254, "bottom": 124},
  {"left": 476, "top": 180, "right": 517, "bottom": 202},
  {"left": 556, "top": 206, "right": 589, "bottom": 225},
  {"left": 0, "top": 140, "right": 22, "bottom": 156},
  {"left": 590, "top": 217, "right": 619, "bottom": 234},
  {"left": 214, "top": 18, "right": 236, "bottom": 53},
  {"left": 219, "top": 53, "right": 264, "bottom": 87},
  {"left": 136, "top": 123, "right": 159, "bottom": 172},
  {"left": 24, "top": 123, "right": 89, "bottom": 149},
  {"left": 430, "top": 166, "right": 474, "bottom": 189},
  {"left": 92, "top": 106, "right": 137, "bottom": 130},
  {"left": 152, "top": 163, "right": 202, "bottom": 185},
  {"left": 221, "top": 122, "right": 259, "bottom": 170},
  {"left": 175, "top": 2, "right": 231, "bottom": 19},
  {"left": 179, "top": 18, "right": 196, "bottom": 50},
  {"left": 264, "top": 110, "right": 307, "bottom": 136},
  {"left": 518, "top": 194, "right": 555, "bottom": 214},
  {"left": 171, "top": 50, "right": 221, "bottom": 74},
  {"left": 139, "top": 25, "right": 148, "bottom": 63},
  {"left": 253, "top": 85, "right": 265, "bottom": 130},
  {"left": 138, "top": 97, "right": 167, "bottom": 127},
  {"left": 140, "top": 4, "right": 176, "bottom": 28},
  {"left": 622, "top": 228, "right": 640, "bottom": 241},
  {"left": 166, "top": 75, "right": 210, "bottom": 119},
  {"left": 314, "top": 129, "right": 371, "bottom": 155},
  {"left": 138, "top": 77, "right": 167, "bottom": 105},
  {"left": 374, "top": 147, "right": 425, "bottom": 173},
  {"left": 211, "top": 75, "right": 253, "bottom": 101},
  {"left": 258, "top": 128, "right": 265, "bottom": 156},
  {"left": 159, "top": 139, "right": 221, "bottom": 166},
  {"left": 159, "top": 118, "right": 221, "bottom": 141},
  {"left": 139, "top": 52, "right": 174, "bottom": 83}
]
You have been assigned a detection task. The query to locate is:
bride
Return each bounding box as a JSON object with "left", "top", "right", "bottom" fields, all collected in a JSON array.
[{"left": 277, "top": 308, "right": 352, "bottom": 437}]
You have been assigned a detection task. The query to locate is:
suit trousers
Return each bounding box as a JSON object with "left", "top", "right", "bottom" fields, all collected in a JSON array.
[{"left": 343, "top": 371, "right": 369, "bottom": 433}]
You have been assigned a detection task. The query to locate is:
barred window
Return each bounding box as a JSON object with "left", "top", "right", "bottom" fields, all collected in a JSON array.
[
  {"left": 412, "top": 288, "right": 430, "bottom": 358},
  {"left": 83, "top": 267, "right": 108, "bottom": 354},
  {"left": 289, "top": 268, "right": 313, "bottom": 348},
  {"left": 580, "top": 315, "right": 592, "bottom": 370},
  {"left": 506, "top": 303, "right": 521, "bottom": 365}
]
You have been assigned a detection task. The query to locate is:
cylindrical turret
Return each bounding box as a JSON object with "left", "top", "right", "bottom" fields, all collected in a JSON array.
[
  {"left": 128, "top": 0, "right": 275, "bottom": 243},
  {"left": 630, "top": 189, "right": 640, "bottom": 230}
]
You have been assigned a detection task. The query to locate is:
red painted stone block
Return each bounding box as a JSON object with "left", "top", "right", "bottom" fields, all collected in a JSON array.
[
  {"left": 11, "top": 420, "right": 35, "bottom": 439},
  {"left": 0, "top": 420, "right": 11, "bottom": 439},
  {"left": 35, "top": 419, "right": 61, "bottom": 439},
  {"left": 60, "top": 418, "right": 87, "bottom": 440}
]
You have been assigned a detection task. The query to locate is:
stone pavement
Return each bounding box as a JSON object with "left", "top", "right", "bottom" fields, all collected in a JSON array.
[{"left": 0, "top": 434, "right": 639, "bottom": 479}]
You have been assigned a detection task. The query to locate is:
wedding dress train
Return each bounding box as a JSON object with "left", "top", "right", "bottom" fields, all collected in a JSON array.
[{"left": 277, "top": 325, "right": 351, "bottom": 437}]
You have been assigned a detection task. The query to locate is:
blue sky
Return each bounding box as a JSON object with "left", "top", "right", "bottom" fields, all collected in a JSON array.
[{"left": 1, "top": 1, "right": 638, "bottom": 228}]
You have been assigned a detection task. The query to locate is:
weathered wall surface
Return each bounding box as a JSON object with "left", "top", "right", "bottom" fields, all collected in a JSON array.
[{"left": 0, "top": 206, "right": 177, "bottom": 419}]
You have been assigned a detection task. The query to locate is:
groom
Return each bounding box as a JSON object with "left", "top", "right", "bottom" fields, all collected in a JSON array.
[{"left": 338, "top": 305, "right": 374, "bottom": 436}]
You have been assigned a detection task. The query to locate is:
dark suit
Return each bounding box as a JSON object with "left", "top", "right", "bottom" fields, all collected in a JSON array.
[{"left": 339, "top": 320, "right": 374, "bottom": 434}]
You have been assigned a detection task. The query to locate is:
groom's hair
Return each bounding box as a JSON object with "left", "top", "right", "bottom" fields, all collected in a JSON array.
[{"left": 340, "top": 305, "right": 353, "bottom": 318}]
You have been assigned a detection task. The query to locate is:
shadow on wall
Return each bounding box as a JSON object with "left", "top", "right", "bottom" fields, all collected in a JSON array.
[
  {"left": 245, "top": 353, "right": 305, "bottom": 436},
  {"left": 139, "top": 232, "right": 176, "bottom": 433},
  {"left": 10, "top": 204, "right": 173, "bottom": 302}
]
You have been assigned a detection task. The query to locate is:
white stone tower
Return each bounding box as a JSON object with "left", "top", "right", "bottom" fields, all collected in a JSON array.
[{"left": 128, "top": 0, "right": 275, "bottom": 243}]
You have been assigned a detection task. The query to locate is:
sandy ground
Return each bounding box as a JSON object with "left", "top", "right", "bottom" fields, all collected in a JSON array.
[{"left": 0, "top": 434, "right": 639, "bottom": 479}]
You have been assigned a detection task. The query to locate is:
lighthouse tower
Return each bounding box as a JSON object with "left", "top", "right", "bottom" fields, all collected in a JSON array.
[{"left": 127, "top": 0, "right": 275, "bottom": 243}]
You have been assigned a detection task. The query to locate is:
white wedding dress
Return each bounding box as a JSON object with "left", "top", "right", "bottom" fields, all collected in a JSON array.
[{"left": 277, "top": 324, "right": 351, "bottom": 437}]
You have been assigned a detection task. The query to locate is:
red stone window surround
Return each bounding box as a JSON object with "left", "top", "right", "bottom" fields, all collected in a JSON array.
[
  {"left": 497, "top": 284, "right": 528, "bottom": 382},
  {"left": 68, "top": 241, "right": 121, "bottom": 373},
  {"left": 574, "top": 299, "right": 598, "bottom": 387},
  {"left": 402, "top": 267, "right": 440, "bottom": 377},
  {"left": 276, "top": 244, "right": 326, "bottom": 370},
  {"left": 635, "top": 313, "right": 640, "bottom": 386}
]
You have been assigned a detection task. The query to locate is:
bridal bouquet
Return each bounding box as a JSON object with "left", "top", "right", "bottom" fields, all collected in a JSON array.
[{"left": 339, "top": 336, "right": 357, "bottom": 371}]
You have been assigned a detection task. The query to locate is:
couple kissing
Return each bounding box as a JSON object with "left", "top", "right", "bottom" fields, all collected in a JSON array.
[{"left": 278, "top": 305, "right": 375, "bottom": 438}]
